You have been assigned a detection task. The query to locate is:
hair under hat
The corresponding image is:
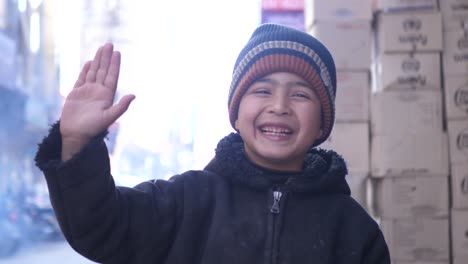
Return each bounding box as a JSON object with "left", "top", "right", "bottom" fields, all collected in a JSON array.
[{"left": 228, "top": 23, "right": 337, "bottom": 147}]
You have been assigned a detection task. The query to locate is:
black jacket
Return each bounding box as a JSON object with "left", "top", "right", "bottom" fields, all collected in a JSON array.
[{"left": 35, "top": 122, "right": 390, "bottom": 264}]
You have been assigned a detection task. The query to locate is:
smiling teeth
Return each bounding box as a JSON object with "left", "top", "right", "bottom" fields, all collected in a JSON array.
[{"left": 261, "top": 127, "right": 292, "bottom": 135}]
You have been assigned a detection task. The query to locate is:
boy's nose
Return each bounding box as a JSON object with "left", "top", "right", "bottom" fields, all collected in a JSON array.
[{"left": 268, "top": 95, "right": 290, "bottom": 115}]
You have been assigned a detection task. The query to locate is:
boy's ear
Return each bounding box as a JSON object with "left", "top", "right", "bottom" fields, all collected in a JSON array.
[{"left": 234, "top": 119, "right": 239, "bottom": 130}]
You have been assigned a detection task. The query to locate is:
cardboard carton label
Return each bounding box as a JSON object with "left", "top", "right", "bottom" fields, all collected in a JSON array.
[
  {"left": 443, "top": 30, "right": 468, "bottom": 74},
  {"left": 448, "top": 120, "right": 468, "bottom": 165},
  {"left": 456, "top": 126, "right": 468, "bottom": 154},
  {"left": 400, "top": 56, "right": 426, "bottom": 86},
  {"left": 377, "top": 11, "right": 442, "bottom": 52},
  {"left": 443, "top": 76, "right": 468, "bottom": 119},
  {"left": 376, "top": 53, "right": 440, "bottom": 91},
  {"left": 400, "top": 17, "right": 428, "bottom": 45},
  {"left": 453, "top": 35, "right": 468, "bottom": 63},
  {"left": 455, "top": 86, "right": 468, "bottom": 110}
]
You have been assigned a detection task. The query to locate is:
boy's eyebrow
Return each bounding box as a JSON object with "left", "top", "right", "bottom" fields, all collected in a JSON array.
[{"left": 295, "top": 81, "right": 314, "bottom": 89}]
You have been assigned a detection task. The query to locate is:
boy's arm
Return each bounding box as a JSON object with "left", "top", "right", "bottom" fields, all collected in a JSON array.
[
  {"left": 361, "top": 228, "right": 391, "bottom": 264},
  {"left": 35, "top": 122, "right": 180, "bottom": 263}
]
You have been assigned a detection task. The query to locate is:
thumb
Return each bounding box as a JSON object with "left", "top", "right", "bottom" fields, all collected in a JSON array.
[{"left": 107, "top": 94, "right": 136, "bottom": 122}]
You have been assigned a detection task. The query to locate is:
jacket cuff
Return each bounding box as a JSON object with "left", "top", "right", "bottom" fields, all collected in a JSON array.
[{"left": 34, "top": 121, "right": 110, "bottom": 186}]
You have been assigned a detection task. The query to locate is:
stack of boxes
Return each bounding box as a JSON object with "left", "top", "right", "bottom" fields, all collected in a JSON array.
[
  {"left": 304, "top": 0, "right": 374, "bottom": 210},
  {"left": 279, "top": 0, "right": 467, "bottom": 263},
  {"left": 440, "top": 1, "right": 468, "bottom": 264},
  {"left": 371, "top": 1, "right": 451, "bottom": 263},
  {"left": 302, "top": 1, "right": 468, "bottom": 262}
]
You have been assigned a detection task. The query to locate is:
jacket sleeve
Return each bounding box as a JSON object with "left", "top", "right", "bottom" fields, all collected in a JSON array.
[
  {"left": 361, "top": 227, "right": 391, "bottom": 264},
  {"left": 35, "top": 122, "right": 183, "bottom": 263}
]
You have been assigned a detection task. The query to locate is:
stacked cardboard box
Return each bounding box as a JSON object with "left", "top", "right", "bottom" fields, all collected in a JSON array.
[
  {"left": 440, "top": 1, "right": 468, "bottom": 264},
  {"left": 303, "top": 1, "right": 467, "bottom": 263},
  {"left": 305, "top": 0, "right": 374, "bottom": 210},
  {"left": 371, "top": 1, "right": 451, "bottom": 263}
]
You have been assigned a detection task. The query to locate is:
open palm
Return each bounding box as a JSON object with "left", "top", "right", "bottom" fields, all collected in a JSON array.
[{"left": 60, "top": 43, "right": 135, "bottom": 151}]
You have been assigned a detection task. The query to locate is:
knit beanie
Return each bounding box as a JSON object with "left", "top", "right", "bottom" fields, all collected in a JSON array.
[{"left": 228, "top": 23, "right": 337, "bottom": 147}]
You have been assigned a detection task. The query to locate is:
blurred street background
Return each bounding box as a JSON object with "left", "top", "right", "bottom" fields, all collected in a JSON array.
[
  {"left": 0, "top": 241, "right": 96, "bottom": 263},
  {"left": 0, "top": 0, "right": 259, "bottom": 262}
]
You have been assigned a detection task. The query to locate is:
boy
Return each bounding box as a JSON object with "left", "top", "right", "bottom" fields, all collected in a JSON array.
[{"left": 35, "top": 23, "right": 390, "bottom": 264}]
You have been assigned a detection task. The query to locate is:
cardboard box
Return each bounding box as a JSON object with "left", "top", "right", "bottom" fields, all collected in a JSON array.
[
  {"left": 374, "top": 52, "right": 441, "bottom": 91},
  {"left": 371, "top": 132, "right": 449, "bottom": 177},
  {"left": 335, "top": 71, "right": 370, "bottom": 122},
  {"left": 447, "top": 119, "right": 468, "bottom": 165},
  {"left": 374, "top": 176, "right": 449, "bottom": 218},
  {"left": 376, "top": 11, "right": 443, "bottom": 53},
  {"left": 440, "top": 0, "right": 468, "bottom": 31},
  {"left": 381, "top": 217, "right": 450, "bottom": 262},
  {"left": 304, "top": 0, "right": 372, "bottom": 25},
  {"left": 451, "top": 209, "right": 468, "bottom": 260},
  {"left": 451, "top": 164, "right": 468, "bottom": 209},
  {"left": 443, "top": 30, "right": 468, "bottom": 75},
  {"left": 443, "top": 75, "right": 468, "bottom": 120},
  {"left": 320, "top": 122, "right": 370, "bottom": 174},
  {"left": 453, "top": 256, "right": 468, "bottom": 264},
  {"left": 374, "top": 0, "right": 438, "bottom": 12},
  {"left": 370, "top": 91, "right": 448, "bottom": 177},
  {"left": 308, "top": 20, "right": 371, "bottom": 70},
  {"left": 370, "top": 90, "right": 444, "bottom": 135}
]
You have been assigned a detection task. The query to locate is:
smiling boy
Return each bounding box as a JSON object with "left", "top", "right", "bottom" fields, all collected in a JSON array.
[{"left": 35, "top": 23, "right": 390, "bottom": 264}]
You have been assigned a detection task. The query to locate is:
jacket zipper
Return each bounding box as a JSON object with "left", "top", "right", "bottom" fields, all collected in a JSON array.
[
  {"left": 269, "top": 189, "right": 283, "bottom": 264},
  {"left": 270, "top": 190, "right": 282, "bottom": 214}
]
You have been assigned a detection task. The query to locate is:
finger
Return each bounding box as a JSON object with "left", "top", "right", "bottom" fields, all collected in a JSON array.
[
  {"left": 106, "top": 94, "right": 135, "bottom": 122},
  {"left": 96, "top": 43, "right": 114, "bottom": 85},
  {"left": 85, "top": 46, "right": 103, "bottom": 83},
  {"left": 73, "top": 61, "right": 92, "bottom": 88},
  {"left": 104, "top": 51, "right": 121, "bottom": 91}
]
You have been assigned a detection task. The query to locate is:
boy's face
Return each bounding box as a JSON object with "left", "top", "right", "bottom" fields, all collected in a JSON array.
[{"left": 235, "top": 72, "right": 322, "bottom": 171}]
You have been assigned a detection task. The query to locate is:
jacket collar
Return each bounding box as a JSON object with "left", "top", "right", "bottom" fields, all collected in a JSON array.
[{"left": 204, "top": 133, "right": 350, "bottom": 195}]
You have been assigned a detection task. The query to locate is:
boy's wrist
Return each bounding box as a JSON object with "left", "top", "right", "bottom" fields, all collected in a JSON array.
[{"left": 61, "top": 136, "right": 91, "bottom": 161}]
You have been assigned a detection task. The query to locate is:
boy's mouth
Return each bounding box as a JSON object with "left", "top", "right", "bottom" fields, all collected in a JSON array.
[{"left": 259, "top": 126, "right": 293, "bottom": 136}]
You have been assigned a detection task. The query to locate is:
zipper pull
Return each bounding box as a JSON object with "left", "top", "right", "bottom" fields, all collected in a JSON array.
[{"left": 270, "top": 191, "right": 282, "bottom": 214}]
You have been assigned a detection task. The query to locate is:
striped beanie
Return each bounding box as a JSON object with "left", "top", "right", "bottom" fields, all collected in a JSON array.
[{"left": 228, "top": 23, "right": 337, "bottom": 147}]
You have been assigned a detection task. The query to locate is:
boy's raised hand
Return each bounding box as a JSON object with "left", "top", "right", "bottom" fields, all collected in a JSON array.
[{"left": 60, "top": 43, "right": 135, "bottom": 161}]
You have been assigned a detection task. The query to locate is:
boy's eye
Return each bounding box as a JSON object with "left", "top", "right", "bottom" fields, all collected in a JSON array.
[
  {"left": 252, "top": 88, "right": 271, "bottom": 95},
  {"left": 293, "top": 92, "right": 311, "bottom": 99}
]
